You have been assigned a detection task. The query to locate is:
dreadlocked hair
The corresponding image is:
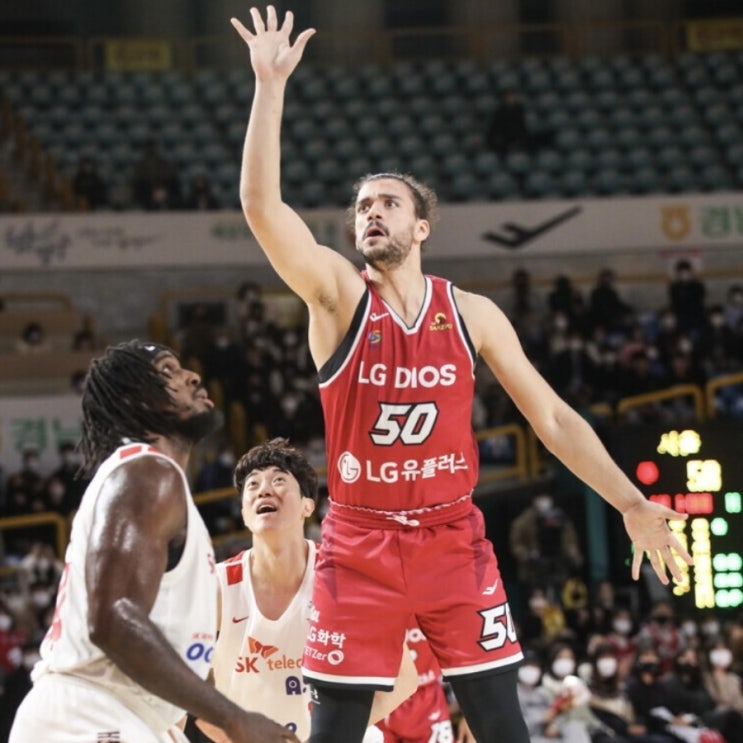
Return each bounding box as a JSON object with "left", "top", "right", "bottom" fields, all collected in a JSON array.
[
  {"left": 79, "top": 340, "right": 181, "bottom": 476},
  {"left": 233, "top": 437, "right": 319, "bottom": 504}
]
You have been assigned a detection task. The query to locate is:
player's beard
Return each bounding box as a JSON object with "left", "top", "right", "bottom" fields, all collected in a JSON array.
[
  {"left": 356, "top": 226, "right": 413, "bottom": 270},
  {"left": 173, "top": 407, "right": 223, "bottom": 444}
]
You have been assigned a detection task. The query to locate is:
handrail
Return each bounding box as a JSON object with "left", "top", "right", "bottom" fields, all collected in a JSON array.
[
  {"left": 475, "top": 423, "right": 528, "bottom": 484},
  {"left": 0, "top": 512, "right": 70, "bottom": 558},
  {"left": 705, "top": 371, "right": 743, "bottom": 419},
  {"left": 615, "top": 384, "right": 705, "bottom": 422}
]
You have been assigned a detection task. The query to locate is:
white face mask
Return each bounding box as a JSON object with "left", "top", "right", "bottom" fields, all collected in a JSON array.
[
  {"left": 597, "top": 657, "right": 618, "bottom": 678},
  {"left": 612, "top": 618, "right": 632, "bottom": 635},
  {"left": 552, "top": 658, "right": 575, "bottom": 678},
  {"left": 702, "top": 621, "right": 720, "bottom": 636},
  {"left": 682, "top": 621, "right": 697, "bottom": 637},
  {"left": 710, "top": 648, "right": 732, "bottom": 669},
  {"left": 518, "top": 665, "right": 542, "bottom": 686},
  {"left": 0, "top": 614, "right": 12, "bottom": 631}
]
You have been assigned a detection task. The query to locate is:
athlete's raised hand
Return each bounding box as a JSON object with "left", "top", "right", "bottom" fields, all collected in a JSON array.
[
  {"left": 231, "top": 5, "right": 315, "bottom": 84},
  {"left": 623, "top": 498, "right": 693, "bottom": 585}
]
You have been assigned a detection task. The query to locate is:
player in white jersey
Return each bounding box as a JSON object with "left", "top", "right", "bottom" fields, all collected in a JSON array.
[
  {"left": 9, "top": 340, "right": 299, "bottom": 743},
  {"left": 198, "top": 438, "right": 416, "bottom": 743}
]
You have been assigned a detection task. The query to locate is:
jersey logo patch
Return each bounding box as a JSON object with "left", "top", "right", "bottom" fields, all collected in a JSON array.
[{"left": 248, "top": 636, "right": 279, "bottom": 658}]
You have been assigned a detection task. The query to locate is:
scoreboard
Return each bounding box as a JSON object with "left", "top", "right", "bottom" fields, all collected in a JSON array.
[{"left": 608, "top": 421, "right": 743, "bottom": 612}]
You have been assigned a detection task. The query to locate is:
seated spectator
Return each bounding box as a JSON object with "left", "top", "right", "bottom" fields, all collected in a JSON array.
[
  {"left": 596, "top": 606, "right": 638, "bottom": 682},
  {"left": 540, "top": 641, "right": 614, "bottom": 741},
  {"left": 635, "top": 600, "right": 685, "bottom": 675},
  {"left": 184, "top": 172, "right": 219, "bottom": 210},
  {"left": 703, "top": 635, "right": 743, "bottom": 718},
  {"left": 624, "top": 643, "right": 677, "bottom": 740},
  {"left": 71, "top": 154, "right": 108, "bottom": 210},
  {"left": 662, "top": 645, "right": 743, "bottom": 742},
  {"left": 517, "top": 649, "right": 591, "bottom": 742},
  {"left": 588, "top": 641, "right": 668, "bottom": 742},
  {"left": 15, "top": 322, "right": 50, "bottom": 354},
  {"left": 45, "top": 441, "right": 88, "bottom": 516},
  {"left": 131, "top": 138, "right": 182, "bottom": 210}
]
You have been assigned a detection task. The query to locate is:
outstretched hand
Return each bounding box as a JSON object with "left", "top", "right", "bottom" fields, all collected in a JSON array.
[
  {"left": 623, "top": 499, "right": 693, "bottom": 584},
  {"left": 231, "top": 5, "right": 315, "bottom": 84}
]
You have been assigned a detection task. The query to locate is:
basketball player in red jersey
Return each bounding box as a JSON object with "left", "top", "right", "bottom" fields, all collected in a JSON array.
[{"left": 231, "top": 7, "right": 693, "bottom": 742}]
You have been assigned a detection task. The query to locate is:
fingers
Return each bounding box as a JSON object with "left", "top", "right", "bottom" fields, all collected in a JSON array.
[
  {"left": 230, "top": 17, "right": 254, "bottom": 42},
  {"left": 295, "top": 27, "right": 317, "bottom": 49},
  {"left": 631, "top": 547, "right": 643, "bottom": 581},
  {"left": 266, "top": 4, "right": 278, "bottom": 31},
  {"left": 647, "top": 548, "right": 669, "bottom": 586},
  {"left": 668, "top": 531, "right": 694, "bottom": 565},
  {"left": 282, "top": 9, "right": 295, "bottom": 36},
  {"left": 250, "top": 6, "right": 266, "bottom": 33}
]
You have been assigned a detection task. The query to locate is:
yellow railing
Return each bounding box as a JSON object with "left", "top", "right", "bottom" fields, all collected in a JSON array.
[
  {"left": 0, "top": 512, "right": 70, "bottom": 558},
  {"left": 476, "top": 423, "right": 529, "bottom": 484},
  {"left": 705, "top": 371, "right": 743, "bottom": 419},
  {"left": 616, "top": 384, "right": 706, "bottom": 423}
]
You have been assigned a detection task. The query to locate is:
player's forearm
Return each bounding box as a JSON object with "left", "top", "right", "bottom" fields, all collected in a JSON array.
[
  {"left": 540, "top": 405, "right": 645, "bottom": 514},
  {"left": 240, "top": 79, "right": 286, "bottom": 211},
  {"left": 90, "top": 598, "right": 242, "bottom": 728}
]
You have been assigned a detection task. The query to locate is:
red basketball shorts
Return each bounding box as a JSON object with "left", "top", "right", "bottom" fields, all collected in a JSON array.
[
  {"left": 377, "top": 680, "right": 453, "bottom": 743},
  {"left": 302, "top": 499, "right": 523, "bottom": 689}
]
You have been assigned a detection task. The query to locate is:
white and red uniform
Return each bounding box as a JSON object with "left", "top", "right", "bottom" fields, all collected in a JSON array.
[
  {"left": 378, "top": 623, "right": 454, "bottom": 743},
  {"left": 213, "top": 541, "right": 317, "bottom": 741},
  {"left": 304, "top": 275, "right": 522, "bottom": 688},
  {"left": 213, "top": 540, "right": 382, "bottom": 742},
  {"left": 10, "top": 443, "right": 218, "bottom": 743}
]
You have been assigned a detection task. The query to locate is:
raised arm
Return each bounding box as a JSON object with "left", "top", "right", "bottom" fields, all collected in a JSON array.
[
  {"left": 231, "top": 7, "right": 364, "bottom": 334},
  {"left": 87, "top": 457, "right": 298, "bottom": 743},
  {"left": 457, "top": 289, "right": 693, "bottom": 585}
]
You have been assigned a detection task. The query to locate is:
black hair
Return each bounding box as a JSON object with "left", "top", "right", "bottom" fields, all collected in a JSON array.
[
  {"left": 233, "top": 437, "right": 319, "bottom": 504},
  {"left": 78, "top": 340, "right": 182, "bottom": 476}
]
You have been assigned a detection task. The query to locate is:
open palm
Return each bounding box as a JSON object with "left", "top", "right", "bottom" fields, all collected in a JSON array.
[{"left": 231, "top": 5, "right": 315, "bottom": 83}]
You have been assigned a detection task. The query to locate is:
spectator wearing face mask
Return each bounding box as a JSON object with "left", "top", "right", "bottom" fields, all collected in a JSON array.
[
  {"left": 540, "top": 642, "right": 613, "bottom": 741},
  {"left": 635, "top": 600, "right": 685, "bottom": 675},
  {"left": 0, "top": 640, "right": 38, "bottom": 742},
  {"left": 624, "top": 643, "right": 676, "bottom": 740},
  {"left": 194, "top": 440, "right": 239, "bottom": 535},
  {"left": 662, "top": 645, "right": 742, "bottom": 742},
  {"left": 588, "top": 641, "right": 668, "bottom": 742},
  {"left": 516, "top": 649, "right": 592, "bottom": 743},
  {"left": 668, "top": 260, "right": 707, "bottom": 339},
  {"left": 48, "top": 441, "right": 88, "bottom": 515},
  {"left": 703, "top": 636, "right": 743, "bottom": 718},
  {"left": 599, "top": 607, "right": 638, "bottom": 681},
  {"left": 509, "top": 491, "right": 583, "bottom": 603}
]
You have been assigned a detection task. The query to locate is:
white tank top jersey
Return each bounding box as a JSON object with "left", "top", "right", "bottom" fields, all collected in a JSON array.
[
  {"left": 34, "top": 443, "right": 218, "bottom": 733},
  {"left": 213, "top": 540, "right": 317, "bottom": 740}
]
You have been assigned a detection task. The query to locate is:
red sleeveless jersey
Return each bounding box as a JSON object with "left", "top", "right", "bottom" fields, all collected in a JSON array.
[{"left": 318, "top": 274, "right": 478, "bottom": 512}]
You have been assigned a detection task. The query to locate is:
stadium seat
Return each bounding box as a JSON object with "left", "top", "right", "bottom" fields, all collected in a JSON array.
[
  {"left": 561, "top": 169, "right": 589, "bottom": 196},
  {"left": 486, "top": 171, "right": 518, "bottom": 200}
]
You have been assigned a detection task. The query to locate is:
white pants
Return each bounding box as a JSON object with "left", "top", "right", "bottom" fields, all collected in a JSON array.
[{"left": 9, "top": 674, "right": 188, "bottom": 743}]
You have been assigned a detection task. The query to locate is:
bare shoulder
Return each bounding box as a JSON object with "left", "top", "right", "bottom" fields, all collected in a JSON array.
[
  {"left": 97, "top": 454, "right": 187, "bottom": 536},
  {"left": 452, "top": 287, "right": 509, "bottom": 349}
]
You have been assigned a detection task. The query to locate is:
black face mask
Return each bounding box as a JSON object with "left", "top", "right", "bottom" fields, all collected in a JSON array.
[
  {"left": 676, "top": 662, "right": 700, "bottom": 683},
  {"left": 637, "top": 661, "right": 660, "bottom": 677},
  {"left": 654, "top": 615, "right": 671, "bottom": 625}
]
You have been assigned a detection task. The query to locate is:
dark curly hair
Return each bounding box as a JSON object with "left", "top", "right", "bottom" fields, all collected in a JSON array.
[
  {"left": 78, "top": 340, "right": 182, "bottom": 476},
  {"left": 233, "top": 437, "right": 319, "bottom": 504}
]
